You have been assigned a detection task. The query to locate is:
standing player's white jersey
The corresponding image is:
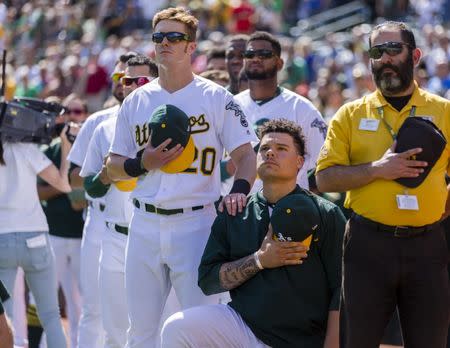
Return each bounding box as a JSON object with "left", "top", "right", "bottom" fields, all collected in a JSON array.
[
  {"left": 68, "top": 105, "right": 120, "bottom": 204},
  {"left": 80, "top": 117, "right": 133, "bottom": 226},
  {"left": 235, "top": 88, "right": 327, "bottom": 190},
  {"left": 110, "top": 75, "right": 258, "bottom": 209}
]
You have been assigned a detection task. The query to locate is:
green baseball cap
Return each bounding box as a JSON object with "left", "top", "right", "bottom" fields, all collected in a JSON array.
[
  {"left": 148, "top": 104, "right": 196, "bottom": 174},
  {"left": 271, "top": 193, "right": 320, "bottom": 247}
]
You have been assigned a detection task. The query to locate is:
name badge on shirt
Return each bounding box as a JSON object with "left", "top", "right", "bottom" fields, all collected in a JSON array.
[
  {"left": 396, "top": 194, "right": 419, "bottom": 210},
  {"left": 359, "top": 118, "right": 379, "bottom": 131},
  {"left": 26, "top": 234, "right": 47, "bottom": 248}
]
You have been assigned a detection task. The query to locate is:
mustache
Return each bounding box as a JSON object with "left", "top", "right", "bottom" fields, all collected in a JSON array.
[{"left": 376, "top": 63, "right": 400, "bottom": 74}]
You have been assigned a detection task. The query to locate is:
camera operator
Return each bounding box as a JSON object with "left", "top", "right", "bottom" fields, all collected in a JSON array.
[
  {"left": 0, "top": 116, "right": 73, "bottom": 347},
  {"left": 37, "top": 93, "right": 87, "bottom": 348}
]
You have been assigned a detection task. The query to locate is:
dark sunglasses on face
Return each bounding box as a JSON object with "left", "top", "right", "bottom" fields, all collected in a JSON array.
[
  {"left": 121, "top": 76, "right": 151, "bottom": 87},
  {"left": 226, "top": 52, "right": 244, "bottom": 60},
  {"left": 66, "top": 108, "right": 85, "bottom": 115},
  {"left": 243, "top": 49, "right": 276, "bottom": 60},
  {"left": 111, "top": 72, "right": 125, "bottom": 83},
  {"left": 368, "top": 42, "right": 411, "bottom": 59},
  {"left": 152, "top": 31, "right": 191, "bottom": 44}
]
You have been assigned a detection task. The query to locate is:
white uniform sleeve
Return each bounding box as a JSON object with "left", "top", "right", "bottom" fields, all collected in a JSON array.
[
  {"left": 109, "top": 102, "right": 136, "bottom": 158},
  {"left": 299, "top": 103, "right": 327, "bottom": 171},
  {"left": 79, "top": 126, "right": 105, "bottom": 177},
  {"left": 219, "top": 94, "right": 259, "bottom": 154},
  {"left": 67, "top": 118, "right": 96, "bottom": 166},
  {"left": 24, "top": 143, "right": 52, "bottom": 174}
]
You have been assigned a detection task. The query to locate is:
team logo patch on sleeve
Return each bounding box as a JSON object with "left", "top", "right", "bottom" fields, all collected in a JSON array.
[
  {"left": 225, "top": 100, "right": 248, "bottom": 127},
  {"left": 311, "top": 118, "right": 328, "bottom": 139},
  {"left": 317, "top": 144, "right": 329, "bottom": 161}
]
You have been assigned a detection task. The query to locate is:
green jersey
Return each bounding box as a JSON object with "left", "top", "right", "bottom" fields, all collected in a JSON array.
[
  {"left": 199, "top": 186, "right": 346, "bottom": 348},
  {"left": 41, "top": 139, "right": 84, "bottom": 239}
]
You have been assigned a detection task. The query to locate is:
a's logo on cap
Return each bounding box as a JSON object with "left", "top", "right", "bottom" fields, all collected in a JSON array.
[
  {"left": 161, "top": 123, "right": 166, "bottom": 128},
  {"left": 286, "top": 208, "right": 291, "bottom": 214}
]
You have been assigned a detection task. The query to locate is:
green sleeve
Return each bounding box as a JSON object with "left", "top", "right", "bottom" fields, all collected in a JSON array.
[
  {"left": 83, "top": 173, "right": 110, "bottom": 198},
  {"left": 198, "top": 212, "right": 230, "bottom": 295},
  {"left": 320, "top": 204, "right": 346, "bottom": 311}
]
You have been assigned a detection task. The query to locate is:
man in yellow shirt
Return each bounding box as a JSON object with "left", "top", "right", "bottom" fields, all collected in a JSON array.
[{"left": 316, "top": 21, "right": 450, "bottom": 348}]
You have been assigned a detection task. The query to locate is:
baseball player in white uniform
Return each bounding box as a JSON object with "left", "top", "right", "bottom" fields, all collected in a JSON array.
[
  {"left": 80, "top": 54, "right": 158, "bottom": 348},
  {"left": 234, "top": 31, "right": 327, "bottom": 191},
  {"left": 68, "top": 52, "right": 138, "bottom": 348},
  {"left": 106, "top": 7, "right": 257, "bottom": 348}
]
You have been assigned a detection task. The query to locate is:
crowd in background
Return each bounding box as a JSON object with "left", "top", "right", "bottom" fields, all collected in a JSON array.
[
  {"left": 0, "top": 1, "right": 449, "bottom": 347},
  {"left": 0, "top": 0, "right": 449, "bottom": 121}
]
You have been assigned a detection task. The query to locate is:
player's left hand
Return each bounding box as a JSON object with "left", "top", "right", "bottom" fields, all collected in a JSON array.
[{"left": 219, "top": 193, "right": 247, "bottom": 216}]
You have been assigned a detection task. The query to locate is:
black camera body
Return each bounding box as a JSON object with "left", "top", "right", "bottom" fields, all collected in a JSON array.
[{"left": 0, "top": 97, "right": 64, "bottom": 144}]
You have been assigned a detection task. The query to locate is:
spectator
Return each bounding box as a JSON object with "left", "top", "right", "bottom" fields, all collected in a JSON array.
[
  {"left": 206, "top": 47, "right": 227, "bottom": 71},
  {"left": 316, "top": 21, "right": 450, "bottom": 348}
]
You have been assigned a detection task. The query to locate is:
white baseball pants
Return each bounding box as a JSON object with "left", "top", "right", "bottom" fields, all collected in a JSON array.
[
  {"left": 77, "top": 205, "right": 105, "bottom": 348},
  {"left": 99, "top": 225, "right": 128, "bottom": 348},
  {"left": 124, "top": 205, "right": 225, "bottom": 348},
  {"left": 161, "top": 304, "right": 270, "bottom": 348},
  {"left": 49, "top": 235, "right": 82, "bottom": 348}
]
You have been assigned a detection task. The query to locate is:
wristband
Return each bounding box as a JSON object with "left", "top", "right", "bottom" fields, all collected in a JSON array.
[
  {"left": 229, "top": 179, "right": 250, "bottom": 195},
  {"left": 124, "top": 151, "right": 147, "bottom": 177},
  {"left": 83, "top": 173, "right": 110, "bottom": 198},
  {"left": 254, "top": 251, "right": 264, "bottom": 270}
]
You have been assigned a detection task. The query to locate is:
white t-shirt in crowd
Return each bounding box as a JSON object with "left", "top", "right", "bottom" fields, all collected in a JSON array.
[{"left": 0, "top": 142, "right": 52, "bottom": 233}]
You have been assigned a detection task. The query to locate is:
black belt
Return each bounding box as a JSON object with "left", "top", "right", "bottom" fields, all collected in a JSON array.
[
  {"left": 133, "top": 199, "right": 204, "bottom": 216},
  {"left": 88, "top": 201, "right": 105, "bottom": 212},
  {"left": 105, "top": 222, "right": 128, "bottom": 235},
  {"left": 353, "top": 213, "right": 440, "bottom": 238}
]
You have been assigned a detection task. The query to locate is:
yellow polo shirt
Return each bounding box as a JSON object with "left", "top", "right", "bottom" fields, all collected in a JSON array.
[{"left": 316, "top": 83, "right": 450, "bottom": 226}]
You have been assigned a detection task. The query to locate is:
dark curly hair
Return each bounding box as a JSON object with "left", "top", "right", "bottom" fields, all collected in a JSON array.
[{"left": 259, "top": 118, "right": 306, "bottom": 156}]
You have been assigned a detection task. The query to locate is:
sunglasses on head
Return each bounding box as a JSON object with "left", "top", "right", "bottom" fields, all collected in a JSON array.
[
  {"left": 368, "top": 42, "right": 411, "bottom": 59},
  {"left": 152, "top": 31, "right": 191, "bottom": 44},
  {"left": 243, "top": 49, "right": 276, "bottom": 60},
  {"left": 111, "top": 72, "right": 125, "bottom": 83},
  {"left": 121, "top": 76, "right": 151, "bottom": 87}
]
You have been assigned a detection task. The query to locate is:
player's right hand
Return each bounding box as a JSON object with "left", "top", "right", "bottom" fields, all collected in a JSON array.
[
  {"left": 372, "top": 141, "right": 428, "bottom": 180},
  {"left": 257, "top": 224, "right": 308, "bottom": 269},
  {"left": 141, "top": 133, "right": 184, "bottom": 171}
]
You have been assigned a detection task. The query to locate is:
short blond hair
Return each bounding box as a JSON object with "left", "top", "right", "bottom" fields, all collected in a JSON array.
[{"left": 153, "top": 7, "right": 198, "bottom": 42}]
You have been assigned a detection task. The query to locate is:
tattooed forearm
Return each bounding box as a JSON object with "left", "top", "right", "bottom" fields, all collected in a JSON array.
[{"left": 219, "top": 254, "right": 261, "bottom": 290}]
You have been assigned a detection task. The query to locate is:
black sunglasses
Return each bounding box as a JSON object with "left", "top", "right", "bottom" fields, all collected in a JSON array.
[
  {"left": 368, "top": 42, "right": 411, "bottom": 59},
  {"left": 152, "top": 31, "right": 191, "bottom": 44},
  {"left": 243, "top": 49, "right": 276, "bottom": 59}
]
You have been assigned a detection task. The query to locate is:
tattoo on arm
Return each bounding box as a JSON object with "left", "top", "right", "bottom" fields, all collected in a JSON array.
[{"left": 219, "top": 254, "right": 260, "bottom": 291}]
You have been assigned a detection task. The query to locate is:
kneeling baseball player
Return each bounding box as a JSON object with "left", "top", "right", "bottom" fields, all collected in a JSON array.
[{"left": 161, "top": 119, "right": 345, "bottom": 348}]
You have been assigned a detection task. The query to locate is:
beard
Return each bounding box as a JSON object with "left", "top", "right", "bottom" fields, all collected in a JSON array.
[
  {"left": 113, "top": 87, "right": 125, "bottom": 103},
  {"left": 371, "top": 53, "right": 414, "bottom": 95},
  {"left": 245, "top": 65, "right": 278, "bottom": 80}
]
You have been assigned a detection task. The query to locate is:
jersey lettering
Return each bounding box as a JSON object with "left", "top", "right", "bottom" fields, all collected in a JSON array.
[
  {"left": 183, "top": 146, "right": 217, "bottom": 176},
  {"left": 135, "top": 124, "right": 150, "bottom": 146},
  {"left": 189, "top": 114, "right": 210, "bottom": 134}
]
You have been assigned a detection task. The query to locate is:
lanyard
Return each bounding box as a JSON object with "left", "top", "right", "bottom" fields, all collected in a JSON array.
[{"left": 376, "top": 105, "right": 416, "bottom": 140}]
